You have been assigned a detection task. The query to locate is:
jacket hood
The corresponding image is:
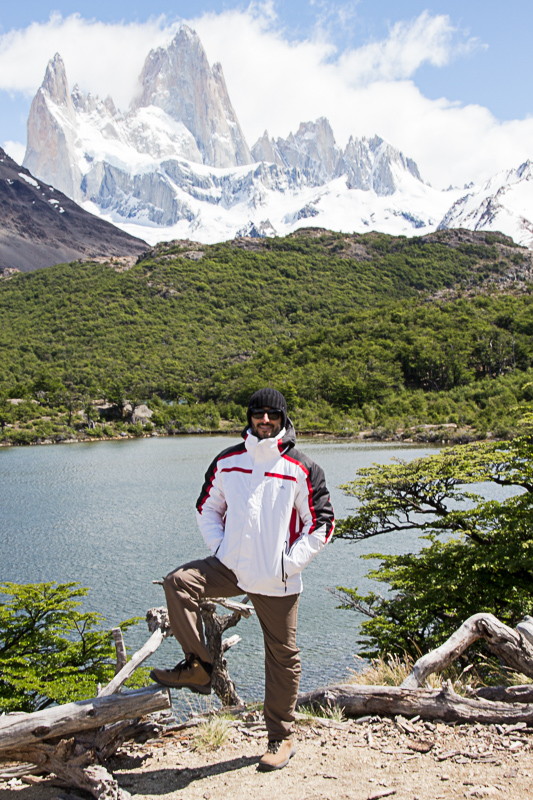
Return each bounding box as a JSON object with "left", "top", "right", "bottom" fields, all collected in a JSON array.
[{"left": 241, "top": 418, "right": 296, "bottom": 452}]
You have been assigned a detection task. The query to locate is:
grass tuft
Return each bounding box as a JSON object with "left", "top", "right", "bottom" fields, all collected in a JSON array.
[
  {"left": 192, "top": 716, "right": 231, "bottom": 752},
  {"left": 298, "top": 701, "right": 346, "bottom": 723},
  {"left": 349, "top": 653, "right": 490, "bottom": 695},
  {"left": 349, "top": 653, "right": 414, "bottom": 686}
]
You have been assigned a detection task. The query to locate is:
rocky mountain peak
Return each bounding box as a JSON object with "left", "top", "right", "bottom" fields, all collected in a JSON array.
[
  {"left": 516, "top": 160, "right": 533, "bottom": 180},
  {"left": 250, "top": 120, "right": 422, "bottom": 195},
  {"left": 25, "top": 26, "right": 528, "bottom": 247},
  {"left": 24, "top": 54, "right": 79, "bottom": 200},
  {"left": 251, "top": 130, "right": 281, "bottom": 165},
  {"left": 132, "top": 25, "right": 252, "bottom": 168},
  {"left": 41, "top": 53, "right": 72, "bottom": 108}
]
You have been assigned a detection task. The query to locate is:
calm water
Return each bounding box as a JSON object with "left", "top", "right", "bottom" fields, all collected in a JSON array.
[{"left": 0, "top": 436, "right": 438, "bottom": 702}]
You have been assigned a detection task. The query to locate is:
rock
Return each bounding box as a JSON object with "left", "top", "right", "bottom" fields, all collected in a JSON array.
[
  {"left": 0, "top": 147, "right": 147, "bottom": 273},
  {"left": 133, "top": 26, "right": 252, "bottom": 168}
]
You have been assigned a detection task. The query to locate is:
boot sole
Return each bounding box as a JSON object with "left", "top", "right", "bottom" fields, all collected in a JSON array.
[{"left": 149, "top": 670, "right": 212, "bottom": 694}]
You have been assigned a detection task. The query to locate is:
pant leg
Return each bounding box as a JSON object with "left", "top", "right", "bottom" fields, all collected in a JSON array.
[
  {"left": 248, "top": 592, "right": 301, "bottom": 741},
  {"left": 163, "top": 556, "right": 242, "bottom": 665}
]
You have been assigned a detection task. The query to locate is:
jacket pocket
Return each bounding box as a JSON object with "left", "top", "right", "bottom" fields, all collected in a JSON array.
[{"left": 281, "top": 549, "right": 288, "bottom": 591}]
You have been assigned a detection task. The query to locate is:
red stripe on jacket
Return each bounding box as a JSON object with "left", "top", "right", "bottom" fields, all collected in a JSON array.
[
  {"left": 281, "top": 454, "right": 317, "bottom": 533},
  {"left": 197, "top": 445, "right": 246, "bottom": 514},
  {"left": 264, "top": 471, "right": 297, "bottom": 481}
]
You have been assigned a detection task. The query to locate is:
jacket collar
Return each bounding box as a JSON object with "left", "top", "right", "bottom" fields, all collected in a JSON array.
[{"left": 242, "top": 419, "right": 296, "bottom": 457}]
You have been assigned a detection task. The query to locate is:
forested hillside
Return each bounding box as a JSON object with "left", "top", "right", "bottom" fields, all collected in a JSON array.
[{"left": 0, "top": 228, "right": 532, "bottom": 443}]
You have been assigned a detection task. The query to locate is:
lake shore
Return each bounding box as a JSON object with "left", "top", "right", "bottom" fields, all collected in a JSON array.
[{"left": 0, "top": 422, "right": 489, "bottom": 448}]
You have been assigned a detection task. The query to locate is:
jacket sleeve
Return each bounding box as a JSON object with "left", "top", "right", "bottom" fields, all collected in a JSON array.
[
  {"left": 283, "top": 459, "right": 335, "bottom": 578},
  {"left": 195, "top": 456, "right": 227, "bottom": 554}
]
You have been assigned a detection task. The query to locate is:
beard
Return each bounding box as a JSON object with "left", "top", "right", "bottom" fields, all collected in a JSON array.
[{"left": 251, "top": 419, "right": 282, "bottom": 440}]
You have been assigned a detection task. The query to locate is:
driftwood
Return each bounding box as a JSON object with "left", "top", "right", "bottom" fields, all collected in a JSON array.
[
  {"left": 297, "top": 613, "right": 533, "bottom": 725},
  {"left": 401, "top": 613, "right": 533, "bottom": 689},
  {"left": 0, "top": 596, "right": 253, "bottom": 798},
  {"left": 0, "top": 608, "right": 173, "bottom": 799},
  {"left": 199, "top": 596, "right": 253, "bottom": 707},
  {"left": 297, "top": 681, "right": 533, "bottom": 724}
]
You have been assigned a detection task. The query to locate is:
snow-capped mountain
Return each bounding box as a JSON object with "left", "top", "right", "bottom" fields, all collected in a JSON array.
[
  {"left": 22, "top": 25, "right": 533, "bottom": 247},
  {"left": 439, "top": 161, "right": 533, "bottom": 249},
  {"left": 252, "top": 119, "right": 421, "bottom": 194}
]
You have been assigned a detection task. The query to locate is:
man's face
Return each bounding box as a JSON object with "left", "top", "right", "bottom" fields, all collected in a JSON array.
[{"left": 250, "top": 406, "right": 283, "bottom": 440}]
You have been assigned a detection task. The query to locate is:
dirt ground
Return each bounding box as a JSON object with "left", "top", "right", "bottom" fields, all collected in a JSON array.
[{"left": 2, "top": 711, "right": 533, "bottom": 800}]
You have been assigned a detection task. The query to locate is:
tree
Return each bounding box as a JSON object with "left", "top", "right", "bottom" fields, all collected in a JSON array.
[
  {"left": 0, "top": 581, "right": 143, "bottom": 712},
  {"left": 334, "top": 418, "right": 533, "bottom": 660}
]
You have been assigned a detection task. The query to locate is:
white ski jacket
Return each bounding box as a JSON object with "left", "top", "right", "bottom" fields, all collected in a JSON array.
[{"left": 196, "top": 422, "right": 335, "bottom": 596}]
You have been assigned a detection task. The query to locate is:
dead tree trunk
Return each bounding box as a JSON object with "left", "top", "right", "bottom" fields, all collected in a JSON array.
[
  {"left": 401, "top": 613, "right": 533, "bottom": 690},
  {"left": 297, "top": 681, "right": 533, "bottom": 724},
  {"left": 151, "top": 579, "right": 253, "bottom": 706},
  {"left": 199, "top": 597, "right": 253, "bottom": 706},
  {"left": 2, "top": 738, "right": 132, "bottom": 800},
  {"left": 0, "top": 608, "right": 172, "bottom": 800}
]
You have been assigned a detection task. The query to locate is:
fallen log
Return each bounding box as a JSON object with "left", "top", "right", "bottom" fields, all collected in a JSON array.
[
  {"left": 401, "top": 613, "right": 533, "bottom": 690},
  {"left": 0, "top": 685, "right": 170, "bottom": 752},
  {"left": 297, "top": 681, "right": 533, "bottom": 724},
  {"left": 0, "top": 597, "right": 253, "bottom": 798},
  {"left": 0, "top": 608, "right": 173, "bottom": 800},
  {"left": 2, "top": 738, "right": 131, "bottom": 800},
  {"left": 474, "top": 685, "right": 533, "bottom": 703}
]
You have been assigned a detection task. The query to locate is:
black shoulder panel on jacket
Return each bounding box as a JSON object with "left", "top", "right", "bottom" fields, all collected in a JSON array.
[{"left": 284, "top": 447, "right": 335, "bottom": 541}]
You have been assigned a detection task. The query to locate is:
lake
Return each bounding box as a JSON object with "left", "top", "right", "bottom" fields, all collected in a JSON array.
[{"left": 0, "top": 436, "right": 439, "bottom": 703}]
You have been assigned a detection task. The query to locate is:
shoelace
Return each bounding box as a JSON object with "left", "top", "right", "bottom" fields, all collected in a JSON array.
[
  {"left": 171, "top": 657, "right": 191, "bottom": 674},
  {"left": 267, "top": 740, "right": 282, "bottom": 754}
]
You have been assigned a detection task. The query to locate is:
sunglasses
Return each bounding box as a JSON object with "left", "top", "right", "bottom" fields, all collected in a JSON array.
[{"left": 250, "top": 408, "right": 282, "bottom": 421}]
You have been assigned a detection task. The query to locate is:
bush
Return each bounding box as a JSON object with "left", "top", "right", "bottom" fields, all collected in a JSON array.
[
  {"left": 334, "top": 422, "right": 533, "bottom": 662},
  {"left": 0, "top": 581, "right": 144, "bottom": 712}
]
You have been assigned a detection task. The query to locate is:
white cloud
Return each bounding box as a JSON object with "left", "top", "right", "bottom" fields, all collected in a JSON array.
[
  {"left": 337, "top": 11, "right": 476, "bottom": 84},
  {"left": 0, "top": 6, "right": 531, "bottom": 189},
  {"left": 2, "top": 140, "right": 26, "bottom": 164},
  {"left": 0, "top": 12, "right": 178, "bottom": 109}
]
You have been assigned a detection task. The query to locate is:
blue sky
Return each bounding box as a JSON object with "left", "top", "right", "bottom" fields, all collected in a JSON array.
[{"left": 1, "top": 1, "right": 532, "bottom": 187}]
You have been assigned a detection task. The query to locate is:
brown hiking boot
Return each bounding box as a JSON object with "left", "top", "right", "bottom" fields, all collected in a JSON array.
[
  {"left": 258, "top": 738, "right": 296, "bottom": 771},
  {"left": 149, "top": 656, "right": 212, "bottom": 694}
]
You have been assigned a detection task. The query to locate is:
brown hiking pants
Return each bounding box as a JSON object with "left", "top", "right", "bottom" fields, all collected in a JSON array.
[{"left": 163, "top": 556, "right": 301, "bottom": 741}]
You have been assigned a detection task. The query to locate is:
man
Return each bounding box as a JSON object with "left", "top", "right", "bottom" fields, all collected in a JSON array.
[{"left": 150, "top": 387, "right": 335, "bottom": 771}]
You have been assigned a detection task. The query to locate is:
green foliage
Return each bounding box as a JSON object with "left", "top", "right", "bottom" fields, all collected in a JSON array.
[
  {"left": 0, "top": 229, "right": 531, "bottom": 440},
  {"left": 334, "top": 421, "right": 533, "bottom": 661},
  {"left": 0, "top": 581, "right": 144, "bottom": 712}
]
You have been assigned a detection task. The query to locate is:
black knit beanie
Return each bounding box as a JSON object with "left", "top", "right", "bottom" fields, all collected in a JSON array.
[{"left": 247, "top": 387, "right": 288, "bottom": 429}]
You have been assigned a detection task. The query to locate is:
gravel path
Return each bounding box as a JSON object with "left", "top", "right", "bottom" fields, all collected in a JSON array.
[{"left": 2, "top": 713, "right": 533, "bottom": 800}]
